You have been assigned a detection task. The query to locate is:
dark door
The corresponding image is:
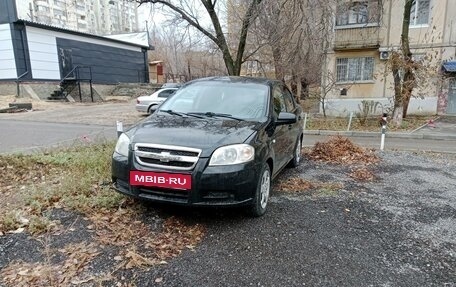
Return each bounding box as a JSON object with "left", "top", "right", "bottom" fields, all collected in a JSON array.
[
  {"left": 448, "top": 78, "right": 456, "bottom": 114},
  {"left": 59, "top": 48, "right": 73, "bottom": 79},
  {"left": 282, "top": 85, "right": 300, "bottom": 161},
  {"left": 271, "top": 85, "right": 291, "bottom": 174}
]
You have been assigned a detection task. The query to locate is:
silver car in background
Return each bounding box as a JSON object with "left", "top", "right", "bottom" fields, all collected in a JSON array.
[{"left": 135, "top": 88, "right": 178, "bottom": 114}]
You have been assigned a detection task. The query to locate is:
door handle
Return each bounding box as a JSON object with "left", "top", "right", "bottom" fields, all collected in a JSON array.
[{"left": 288, "top": 125, "right": 292, "bottom": 130}]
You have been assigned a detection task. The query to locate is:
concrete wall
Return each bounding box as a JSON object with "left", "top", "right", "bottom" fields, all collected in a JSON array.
[
  {"left": 0, "top": 81, "right": 160, "bottom": 99},
  {"left": 322, "top": 97, "right": 438, "bottom": 117}
]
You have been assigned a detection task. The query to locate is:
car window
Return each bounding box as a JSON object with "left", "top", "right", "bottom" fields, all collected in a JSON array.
[
  {"left": 158, "top": 89, "right": 176, "bottom": 98},
  {"left": 272, "top": 85, "right": 286, "bottom": 116},
  {"left": 283, "top": 87, "right": 295, "bottom": 112}
]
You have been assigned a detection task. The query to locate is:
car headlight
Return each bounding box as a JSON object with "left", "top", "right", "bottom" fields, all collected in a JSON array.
[
  {"left": 114, "top": 133, "right": 130, "bottom": 157},
  {"left": 209, "top": 144, "right": 254, "bottom": 166}
]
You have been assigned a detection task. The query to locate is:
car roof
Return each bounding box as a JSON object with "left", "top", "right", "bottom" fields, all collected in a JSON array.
[
  {"left": 186, "top": 76, "right": 280, "bottom": 86},
  {"left": 158, "top": 87, "right": 178, "bottom": 90},
  {"left": 161, "top": 83, "right": 182, "bottom": 88}
]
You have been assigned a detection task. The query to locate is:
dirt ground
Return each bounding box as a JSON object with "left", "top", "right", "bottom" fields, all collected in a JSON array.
[
  {"left": 1, "top": 150, "right": 455, "bottom": 286},
  {"left": 0, "top": 95, "right": 144, "bottom": 127}
]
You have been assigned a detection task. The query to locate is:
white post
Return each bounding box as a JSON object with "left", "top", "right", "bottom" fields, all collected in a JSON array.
[
  {"left": 380, "top": 113, "right": 387, "bottom": 151},
  {"left": 347, "top": 112, "right": 353, "bottom": 131},
  {"left": 116, "top": 120, "right": 123, "bottom": 138}
]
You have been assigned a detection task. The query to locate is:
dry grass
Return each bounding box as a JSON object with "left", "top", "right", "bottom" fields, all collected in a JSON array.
[
  {"left": 306, "top": 135, "right": 379, "bottom": 165},
  {"left": 306, "top": 115, "right": 433, "bottom": 132}
]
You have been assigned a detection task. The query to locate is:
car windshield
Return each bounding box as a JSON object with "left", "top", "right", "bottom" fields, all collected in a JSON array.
[{"left": 158, "top": 81, "right": 269, "bottom": 121}]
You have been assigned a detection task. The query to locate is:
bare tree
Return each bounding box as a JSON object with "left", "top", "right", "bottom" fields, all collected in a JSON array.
[
  {"left": 136, "top": 0, "right": 264, "bottom": 75},
  {"left": 252, "top": 0, "right": 335, "bottom": 102},
  {"left": 390, "top": 0, "right": 416, "bottom": 126}
]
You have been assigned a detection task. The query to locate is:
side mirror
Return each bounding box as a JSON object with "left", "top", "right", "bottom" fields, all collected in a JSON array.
[{"left": 276, "top": 112, "right": 296, "bottom": 125}]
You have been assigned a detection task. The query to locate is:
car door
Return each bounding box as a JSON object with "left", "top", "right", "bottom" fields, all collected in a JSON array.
[
  {"left": 271, "top": 84, "right": 290, "bottom": 173},
  {"left": 281, "top": 86, "right": 301, "bottom": 162}
]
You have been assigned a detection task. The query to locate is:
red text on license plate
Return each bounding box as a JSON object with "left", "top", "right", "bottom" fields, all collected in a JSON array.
[{"left": 130, "top": 171, "right": 191, "bottom": 190}]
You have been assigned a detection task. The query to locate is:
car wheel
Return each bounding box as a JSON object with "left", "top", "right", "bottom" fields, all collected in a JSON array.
[
  {"left": 289, "top": 137, "right": 302, "bottom": 168},
  {"left": 147, "top": 105, "right": 156, "bottom": 114},
  {"left": 248, "top": 163, "right": 271, "bottom": 217}
]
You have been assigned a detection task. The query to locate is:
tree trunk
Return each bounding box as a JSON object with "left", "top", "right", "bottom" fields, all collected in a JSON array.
[
  {"left": 301, "top": 80, "right": 309, "bottom": 100},
  {"left": 391, "top": 0, "right": 415, "bottom": 127},
  {"left": 272, "top": 46, "right": 284, "bottom": 81},
  {"left": 392, "top": 105, "right": 403, "bottom": 126},
  {"left": 391, "top": 53, "right": 403, "bottom": 126}
]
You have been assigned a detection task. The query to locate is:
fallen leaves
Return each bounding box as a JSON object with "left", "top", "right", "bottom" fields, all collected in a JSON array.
[
  {"left": 123, "top": 247, "right": 156, "bottom": 269},
  {"left": 306, "top": 136, "right": 379, "bottom": 165},
  {"left": 349, "top": 167, "right": 377, "bottom": 182},
  {"left": 275, "top": 177, "right": 343, "bottom": 193},
  {"left": 85, "top": 206, "right": 206, "bottom": 272},
  {"left": 1, "top": 242, "right": 100, "bottom": 287},
  {"left": 304, "top": 136, "right": 379, "bottom": 183},
  {"left": 146, "top": 217, "right": 206, "bottom": 261},
  {"left": 89, "top": 208, "right": 149, "bottom": 247}
]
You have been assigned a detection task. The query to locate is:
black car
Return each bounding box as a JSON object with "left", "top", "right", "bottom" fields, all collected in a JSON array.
[{"left": 112, "top": 76, "right": 304, "bottom": 216}]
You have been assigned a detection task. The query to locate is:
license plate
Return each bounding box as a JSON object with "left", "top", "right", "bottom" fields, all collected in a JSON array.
[{"left": 130, "top": 171, "right": 192, "bottom": 190}]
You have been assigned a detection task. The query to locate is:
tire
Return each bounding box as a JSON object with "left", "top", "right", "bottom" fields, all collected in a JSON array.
[
  {"left": 147, "top": 105, "right": 157, "bottom": 114},
  {"left": 248, "top": 163, "right": 271, "bottom": 217},
  {"left": 288, "top": 136, "right": 302, "bottom": 168}
]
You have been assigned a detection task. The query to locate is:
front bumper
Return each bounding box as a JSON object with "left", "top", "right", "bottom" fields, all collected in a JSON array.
[
  {"left": 112, "top": 152, "right": 261, "bottom": 206},
  {"left": 135, "top": 104, "right": 148, "bottom": 113}
]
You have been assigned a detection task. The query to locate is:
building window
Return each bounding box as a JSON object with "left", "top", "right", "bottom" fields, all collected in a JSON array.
[
  {"left": 336, "top": 57, "right": 374, "bottom": 82},
  {"left": 53, "top": 8, "right": 64, "bottom": 17},
  {"left": 336, "top": 1, "right": 379, "bottom": 26},
  {"left": 36, "top": 5, "right": 50, "bottom": 12},
  {"left": 410, "top": 0, "right": 430, "bottom": 26}
]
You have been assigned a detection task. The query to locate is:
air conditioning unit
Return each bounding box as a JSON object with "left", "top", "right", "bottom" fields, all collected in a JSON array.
[
  {"left": 379, "top": 51, "right": 390, "bottom": 60},
  {"left": 379, "top": 48, "right": 392, "bottom": 60}
]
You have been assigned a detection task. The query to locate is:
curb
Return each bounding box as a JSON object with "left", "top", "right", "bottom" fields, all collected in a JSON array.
[{"left": 303, "top": 130, "right": 456, "bottom": 140}]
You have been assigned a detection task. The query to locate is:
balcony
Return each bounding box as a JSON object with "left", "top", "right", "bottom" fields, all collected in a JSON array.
[
  {"left": 34, "top": 0, "right": 49, "bottom": 7},
  {"left": 334, "top": 25, "right": 381, "bottom": 50}
]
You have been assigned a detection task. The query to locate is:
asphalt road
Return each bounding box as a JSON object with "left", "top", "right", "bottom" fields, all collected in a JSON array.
[
  {"left": 1, "top": 119, "right": 456, "bottom": 154},
  {"left": 0, "top": 119, "right": 116, "bottom": 154}
]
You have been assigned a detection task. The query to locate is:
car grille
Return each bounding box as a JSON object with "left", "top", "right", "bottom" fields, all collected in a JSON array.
[
  {"left": 138, "top": 187, "right": 188, "bottom": 202},
  {"left": 134, "top": 143, "right": 201, "bottom": 170}
]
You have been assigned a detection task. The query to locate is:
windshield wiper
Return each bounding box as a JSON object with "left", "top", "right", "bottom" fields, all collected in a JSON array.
[
  {"left": 159, "top": 109, "right": 204, "bottom": 118},
  {"left": 188, "top": 112, "right": 244, "bottom": 121},
  {"left": 159, "top": 109, "right": 186, "bottom": 117}
]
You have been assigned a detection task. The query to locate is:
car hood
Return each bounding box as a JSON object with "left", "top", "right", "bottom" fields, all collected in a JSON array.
[{"left": 128, "top": 115, "right": 263, "bottom": 157}]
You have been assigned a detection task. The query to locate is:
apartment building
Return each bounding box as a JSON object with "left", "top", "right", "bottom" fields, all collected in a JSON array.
[
  {"left": 323, "top": 0, "right": 456, "bottom": 116},
  {"left": 14, "top": 0, "right": 139, "bottom": 35}
]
